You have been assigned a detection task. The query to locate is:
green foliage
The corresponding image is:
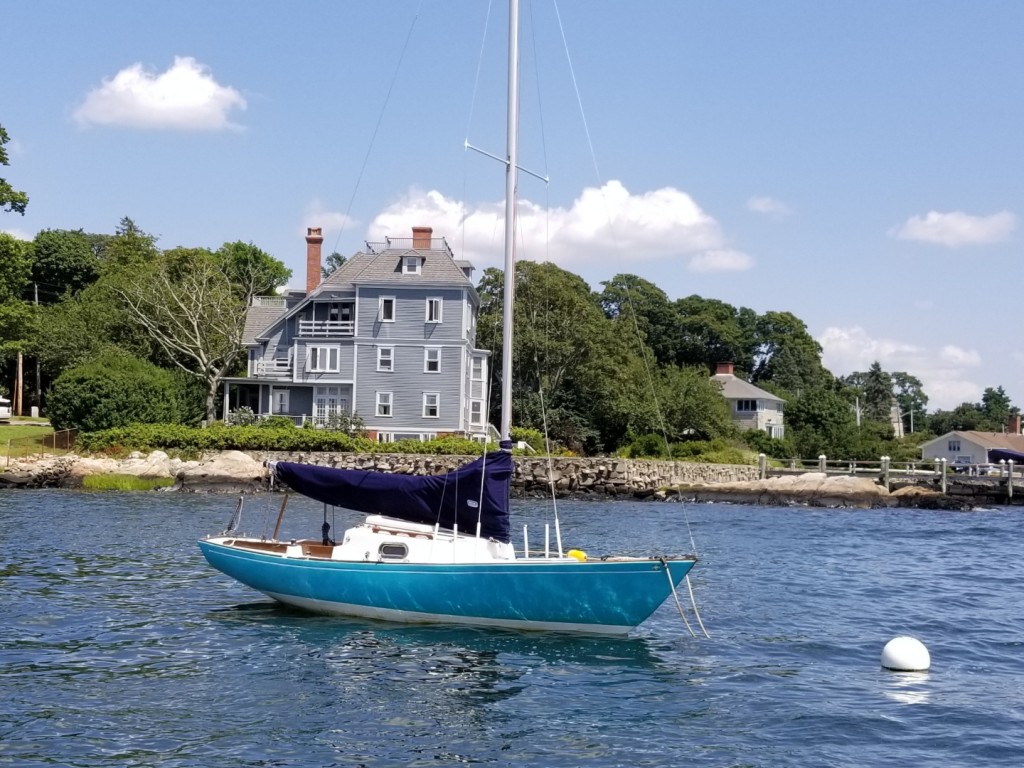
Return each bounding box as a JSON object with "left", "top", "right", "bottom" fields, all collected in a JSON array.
[
  {"left": 81, "top": 474, "right": 176, "bottom": 491},
  {"left": 32, "top": 229, "right": 99, "bottom": 300},
  {"left": 0, "top": 233, "right": 33, "bottom": 303},
  {"left": 260, "top": 415, "right": 297, "bottom": 429},
  {"left": 215, "top": 241, "right": 291, "bottom": 303},
  {"left": 623, "top": 433, "right": 669, "bottom": 458},
  {"left": 510, "top": 426, "right": 545, "bottom": 451},
  {"left": 0, "top": 124, "right": 29, "bottom": 215},
  {"left": 76, "top": 423, "right": 486, "bottom": 457},
  {"left": 322, "top": 251, "right": 347, "bottom": 279},
  {"left": 741, "top": 428, "right": 795, "bottom": 460},
  {"left": 623, "top": 434, "right": 754, "bottom": 465},
  {"left": 46, "top": 350, "right": 199, "bottom": 432}
]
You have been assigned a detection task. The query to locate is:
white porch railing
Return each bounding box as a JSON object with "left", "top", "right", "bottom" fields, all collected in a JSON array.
[
  {"left": 253, "top": 358, "right": 292, "bottom": 376},
  {"left": 298, "top": 320, "right": 354, "bottom": 337}
]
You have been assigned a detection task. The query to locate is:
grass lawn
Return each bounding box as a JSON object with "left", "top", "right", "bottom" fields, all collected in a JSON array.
[{"left": 0, "top": 422, "right": 59, "bottom": 461}]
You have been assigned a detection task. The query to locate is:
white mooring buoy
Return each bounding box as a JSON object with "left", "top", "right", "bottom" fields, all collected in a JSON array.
[{"left": 881, "top": 636, "right": 930, "bottom": 672}]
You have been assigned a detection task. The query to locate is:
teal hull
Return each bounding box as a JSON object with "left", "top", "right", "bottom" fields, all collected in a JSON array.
[{"left": 198, "top": 540, "right": 696, "bottom": 635}]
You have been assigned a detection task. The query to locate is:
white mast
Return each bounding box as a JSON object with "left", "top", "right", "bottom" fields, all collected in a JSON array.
[{"left": 499, "top": 0, "right": 520, "bottom": 447}]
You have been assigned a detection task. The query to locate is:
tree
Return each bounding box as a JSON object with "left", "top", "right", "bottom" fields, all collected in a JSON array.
[
  {"left": 215, "top": 241, "right": 291, "bottom": 303},
  {"left": 0, "top": 124, "right": 28, "bottom": 215},
  {"left": 981, "top": 386, "right": 1016, "bottom": 431},
  {"left": 656, "top": 365, "right": 734, "bottom": 441},
  {"left": 674, "top": 295, "right": 757, "bottom": 373},
  {"left": 784, "top": 381, "right": 858, "bottom": 459},
  {"left": 0, "top": 233, "right": 33, "bottom": 303},
  {"left": 599, "top": 274, "right": 677, "bottom": 366},
  {"left": 32, "top": 229, "right": 99, "bottom": 301},
  {"left": 751, "top": 311, "right": 827, "bottom": 393},
  {"left": 476, "top": 261, "right": 652, "bottom": 452},
  {"left": 109, "top": 247, "right": 254, "bottom": 422},
  {"left": 861, "top": 361, "right": 894, "bottom": 423},
  {"left": 322, "top": 251, "right": 347, "bottom": 279},
  {"left": 99, "top": 217, "right": 160, "bottom": 270},
  {"left": 47, "top": 349, "right": 199, "bottom": 431},
  {"left": 891, "top": 372, "right": 928, "bottom": 433}
]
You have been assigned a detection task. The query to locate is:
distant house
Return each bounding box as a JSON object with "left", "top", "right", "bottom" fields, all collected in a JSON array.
[
  {"left": 920, "top": 421, "right": 1024, "bottom": 467},
  {"left": 710, "top": 362, "right": 785, "bottom": 439},
  {"left": 221, "top": 226, "right": 491, "bottom": 443}
]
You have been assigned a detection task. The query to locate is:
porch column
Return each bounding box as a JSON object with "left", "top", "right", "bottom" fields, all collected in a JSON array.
[{"left": 222, "top": 380, "right": 230, "bottom": 421}]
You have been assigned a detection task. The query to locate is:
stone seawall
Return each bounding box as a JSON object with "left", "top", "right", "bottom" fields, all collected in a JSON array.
[{"left": 254, "top": 452, "right": 761, "bottom": 497}]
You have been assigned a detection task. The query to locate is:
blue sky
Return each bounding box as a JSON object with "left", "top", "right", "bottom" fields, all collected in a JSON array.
[{"left": 3, "top": 0, "right": 1022, "bottom": 412}]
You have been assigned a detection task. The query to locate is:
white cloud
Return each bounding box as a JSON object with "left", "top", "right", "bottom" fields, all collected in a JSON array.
[
  {"left": 891, "top": 210, "right": 1016, "bottom": 248},
  {"left": 687, "top": 249, "right": 754, "bottom": 273},
  {"left": 1, "top": 227, "right": 32, "bottom": 240},
  {"left": 747, "top": 196, "right": 791, "bottom": 215},
  {"left": 74, "top": 56, "right": 246, "bottom": 131},
  {"left": 366, "top": 181, "right": 732, "bottom": 270},
  {"left": 818, "top": 325, "right": 983, "bottom": 410}
]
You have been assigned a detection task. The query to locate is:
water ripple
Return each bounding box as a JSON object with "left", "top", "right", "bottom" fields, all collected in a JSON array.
[{"left": 2, "top": 491, "right": 1023, "bottom": 766}]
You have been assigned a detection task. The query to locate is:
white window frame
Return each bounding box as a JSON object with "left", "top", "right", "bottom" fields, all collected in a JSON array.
[
  {"left": 948, "top": 439, "right": 961, "bottom": 452},
  {"left": 377, "top": 346, "right": 394, "bottom": 372},
  {"left": 422, "top": 392, "right": 439, "bottom": 419},
  {"left": 376, "top": 431, "right": 395, "bottom": 443},
  {"left": 470, "top": 400, "right": 484, "bottom": 427},
  {"left": 379, "top": 296, "right": 395, "bottom": 322},
  {"left": 403, "top": 255, "right": 421, "bottom": 275},
  {"left": 424, "top": 347, "right": 441, "bottom": 373},
  {"left": 471, "top": 356, "right": 484, "bottom": 381},
  {"left": 307, "top": 345, "right": 340, "bottom": 372},
  {"left": 425, "top": 297, "right": 442, "bottom": 323},
  {"left": 376, "top": 391, "right": 393, "bottom": 418}
]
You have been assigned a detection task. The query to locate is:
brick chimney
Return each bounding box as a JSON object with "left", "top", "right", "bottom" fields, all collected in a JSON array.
[
  {"left": 412, "top": 226, "right": 432, "bottom": 250},
  {"left": 715, "top": 362, "right": 734, "bottom": 376},
  {"left": 305, "top": 226, "right": 323, "bottom": 294},
  {"left": 1010, "top": 414, "right": 1022, "bottom": 434}
]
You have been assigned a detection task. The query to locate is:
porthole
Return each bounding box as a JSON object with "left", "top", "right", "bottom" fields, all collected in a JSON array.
[{"left": 379, "top": 542, "right": 408, "bottom": 560}]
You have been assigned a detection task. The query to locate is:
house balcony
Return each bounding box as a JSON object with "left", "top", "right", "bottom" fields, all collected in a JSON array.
[
  {"left": 253, "top": 359, "right": 293, "bottom": 377},
  {"left": 297, "top": 320, "right": 354, "bottom": 337}
]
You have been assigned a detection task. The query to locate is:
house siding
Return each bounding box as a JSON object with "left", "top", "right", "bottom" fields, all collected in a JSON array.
[
  {"left": 356, "top": 343, "right": 464, "bottom": 431},
  {"left": 357, "top": 286, "right": 465, "bottom": 342}
]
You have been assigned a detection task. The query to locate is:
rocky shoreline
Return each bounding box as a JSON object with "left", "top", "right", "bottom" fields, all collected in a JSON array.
[{"left": 0, "top": 449, "right": 970, "bottom": 510}]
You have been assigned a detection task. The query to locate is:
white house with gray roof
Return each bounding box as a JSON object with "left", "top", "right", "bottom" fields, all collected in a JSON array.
[
  {"left": 710, "top": 362, "right": 785, "bottom": 438},
  {"left": 222, "top": 226, "right": 491, "bottom": 442}
]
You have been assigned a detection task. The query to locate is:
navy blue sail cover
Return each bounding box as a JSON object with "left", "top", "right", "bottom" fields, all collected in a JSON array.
[
  {"left": 988, "top": 448, "right": 1024, "bottom": 464},
  {"left": 271, "top": 451, "right": 513, "bottom": 543}
]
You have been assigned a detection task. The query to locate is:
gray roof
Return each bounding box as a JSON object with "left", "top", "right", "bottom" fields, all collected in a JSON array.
[
  {"left": 921, "top": 430, "right": 1024, "bottom": 452},
  {"left": 242, "top": 305, "right": 286, "bottom": 345},
  {"left": 711, "top": 373, "right": 785, "bottom": 402},
  {"left": 316, "top": 246, "right": 474, "bottom": 290}
]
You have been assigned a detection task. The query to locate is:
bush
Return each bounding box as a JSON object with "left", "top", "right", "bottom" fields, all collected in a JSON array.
[
  {"left": 76, "top": 423, "right": 488, "bottom": 457},
  {"left": 624, "top": 433, "right": 670, "bottom": 458},
  {"left": 510, "top": 426, "right": 545, "bottom": 451},
  {"left": 47, "top": 350, "right": 199, "bottom": 432}
]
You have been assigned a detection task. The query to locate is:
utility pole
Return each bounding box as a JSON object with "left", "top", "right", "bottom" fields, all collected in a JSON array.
[
  {"left": 15, "top": 351, "right": 22, "bottom": 416},
  {"left": 34, "top": 282, "right": 41, "bottom": 413}
]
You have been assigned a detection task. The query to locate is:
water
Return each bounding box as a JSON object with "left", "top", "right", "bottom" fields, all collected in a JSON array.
[{"left": 2, "top": 490, "right": 1023, "bottom": 767}]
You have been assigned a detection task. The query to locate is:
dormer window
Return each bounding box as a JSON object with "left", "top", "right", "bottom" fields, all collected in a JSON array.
[{"left": 403, "top": 255, "right": 421, "bottom": 275}]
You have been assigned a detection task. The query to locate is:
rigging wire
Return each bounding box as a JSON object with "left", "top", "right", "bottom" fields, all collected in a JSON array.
[
  {"left": 552, "top": 0, "right": 699, "bottom": 556},
  {"left": 329, "top": 0, "right": 425, "bottom": 257}
]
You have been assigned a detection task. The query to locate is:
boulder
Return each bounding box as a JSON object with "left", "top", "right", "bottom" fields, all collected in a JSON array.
[{"left": 177, "top": 450, "right": 268, "bottom": 493}]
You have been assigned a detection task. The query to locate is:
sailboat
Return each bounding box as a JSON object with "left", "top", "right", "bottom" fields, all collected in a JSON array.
[{"left": 198, "top": 0, "right": 699, "bottom": 635}]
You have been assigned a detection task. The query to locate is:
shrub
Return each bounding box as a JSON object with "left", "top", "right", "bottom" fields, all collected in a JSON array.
[
  {"left": 47, "top": 350, "right": 198, "bottom": 432},
  {"left": 624, "top": 433, "right": 670, "bottom": 458}
]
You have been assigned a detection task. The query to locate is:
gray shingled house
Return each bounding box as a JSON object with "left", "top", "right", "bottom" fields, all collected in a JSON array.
[
  {"left": 221, "top": 226, "right": 491, "bottom": 443},
  {"left": 710, "top": 362, "right": 786, "bottom": 438}
]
